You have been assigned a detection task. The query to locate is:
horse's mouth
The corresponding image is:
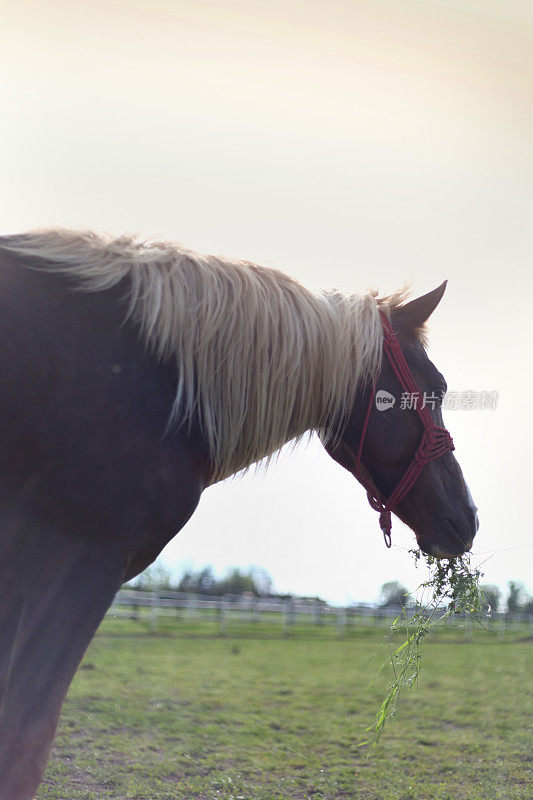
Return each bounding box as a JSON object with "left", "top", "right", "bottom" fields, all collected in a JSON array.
[
  {"left": 417, "top": 519, "right": 474, "bottom": 559},
  {"left": 428, "top": 539, "right": 473, "bottom": 559}
]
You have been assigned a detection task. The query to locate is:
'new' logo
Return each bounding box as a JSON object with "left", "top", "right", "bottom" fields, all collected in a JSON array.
[{"left": 375, "top": 390, "right": 395, "bottom": 410}]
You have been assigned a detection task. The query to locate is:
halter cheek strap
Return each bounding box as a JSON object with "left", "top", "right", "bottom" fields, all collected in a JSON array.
[{"left": 354, "top": 312, "right": 455, "bottom": 548}]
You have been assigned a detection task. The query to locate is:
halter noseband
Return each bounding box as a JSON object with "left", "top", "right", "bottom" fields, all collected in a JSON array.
[{"left": 354, "top": 312, "right": 455, "bottom": 548}]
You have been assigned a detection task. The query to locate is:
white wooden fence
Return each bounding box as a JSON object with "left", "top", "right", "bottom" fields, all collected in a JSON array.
[{"left": 106, "top": 588, "right": 533, "bottom": 637}]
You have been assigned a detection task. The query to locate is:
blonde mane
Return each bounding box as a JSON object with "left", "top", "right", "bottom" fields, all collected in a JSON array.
[{"left": 0, "top": 229, "right": 401, "bottom": 481}]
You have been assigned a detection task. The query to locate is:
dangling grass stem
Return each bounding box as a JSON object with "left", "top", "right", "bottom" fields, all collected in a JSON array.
[{"left": 359, "top": 551, "right": 486, "bottom": 748}]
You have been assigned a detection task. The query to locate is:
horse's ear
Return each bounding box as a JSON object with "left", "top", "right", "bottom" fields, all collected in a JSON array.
[{"left": 394, "top": 281, "right": 447, "bottom": 331}]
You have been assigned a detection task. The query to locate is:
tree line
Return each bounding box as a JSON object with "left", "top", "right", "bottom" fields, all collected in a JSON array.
[
  {"left": 129, "top": 564, "right": 274, "bottom": 597},
  {"left": 379, "top": 579, "right": 532, "bottom": 615}
]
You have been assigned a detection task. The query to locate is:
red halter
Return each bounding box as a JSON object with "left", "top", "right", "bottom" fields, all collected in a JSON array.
[{"left": 354, "top": 312, "right": 455, "bottom": 548}]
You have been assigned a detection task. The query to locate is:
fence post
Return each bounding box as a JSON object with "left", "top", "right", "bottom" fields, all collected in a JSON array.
[
  {"left": 186, "top": 594, "right": 196, "bottom": 620},
  {"left": 150, "top": 591, "right": 159, "bottom": 633},
  {"left": 283, "top": 600, "right": 293, "bottom": 633},
  {"left": 251, "top": 597, "right": 261, "bottom": 623},
  {"left": 219, "top": 598, "right": 228, "bottom": 636},
  {"left": 337, "top": 607, "right": 347, "bottom": 637}
]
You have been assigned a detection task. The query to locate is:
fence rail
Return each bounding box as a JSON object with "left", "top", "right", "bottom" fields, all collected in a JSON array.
[{"left": 106, "top": 589, "right": 533, "bottom": 637}]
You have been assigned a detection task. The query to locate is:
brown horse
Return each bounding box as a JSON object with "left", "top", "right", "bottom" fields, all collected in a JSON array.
[{"left": 0, "top": 230, "right": 477, "bottom": 799}]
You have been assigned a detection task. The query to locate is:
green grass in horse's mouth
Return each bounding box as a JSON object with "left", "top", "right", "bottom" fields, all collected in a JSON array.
[{"left": 360, "top": 550, "right": 486, "bottom": 748}]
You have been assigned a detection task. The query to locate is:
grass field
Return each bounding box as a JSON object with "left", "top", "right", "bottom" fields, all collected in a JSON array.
[{"left": 37, "top": 618, "right": 532, "bottom": 800}]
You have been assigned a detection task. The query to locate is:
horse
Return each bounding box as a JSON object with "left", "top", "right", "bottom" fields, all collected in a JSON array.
[{"left": 0, "top": 229, "right": 478, "bottom": 799}]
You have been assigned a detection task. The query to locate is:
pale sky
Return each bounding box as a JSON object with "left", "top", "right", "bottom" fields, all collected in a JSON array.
[{"left": 1, "top": 0, "right": 532, "bottom": 603}]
